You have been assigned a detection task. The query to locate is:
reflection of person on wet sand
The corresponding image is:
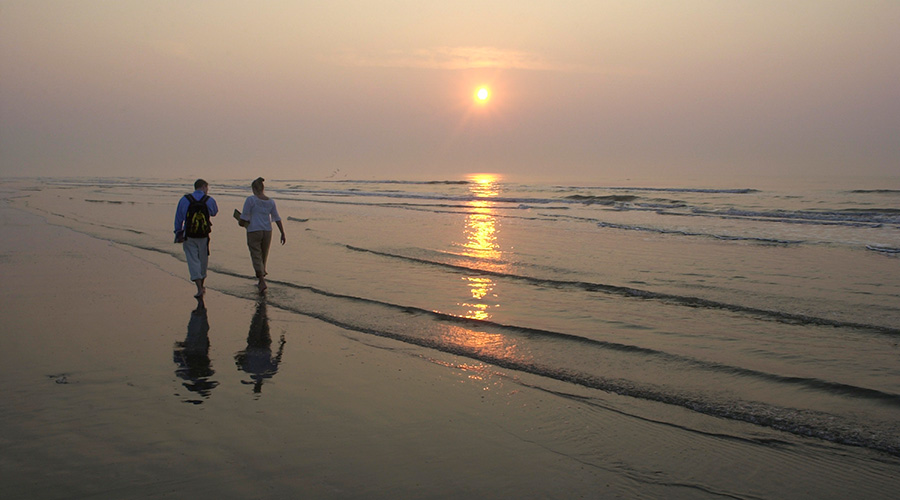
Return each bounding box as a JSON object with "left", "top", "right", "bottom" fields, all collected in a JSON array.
[
  {"left": 234, "top": 298, "right": 285, "bottom": 395},
  {"left": 173, "top": 299, "right": 218, "bottom": 403}
]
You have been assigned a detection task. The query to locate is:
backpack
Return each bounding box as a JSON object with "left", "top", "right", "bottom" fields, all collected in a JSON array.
[{"left": 184, "top": 194, "right": 212, "bottom": 238}]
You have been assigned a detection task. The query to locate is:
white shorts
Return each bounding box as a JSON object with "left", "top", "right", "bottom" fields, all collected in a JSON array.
[{"left": 183, "top": 237, "right": 209, "bottom": 281}]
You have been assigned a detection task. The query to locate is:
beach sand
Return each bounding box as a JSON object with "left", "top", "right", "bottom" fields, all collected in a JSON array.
[
  {"left": 2, "top": 191, "right": 898, "bottom": 499},
  {"left": 0, "top": 198, "right": 621, "bottom": 498}
]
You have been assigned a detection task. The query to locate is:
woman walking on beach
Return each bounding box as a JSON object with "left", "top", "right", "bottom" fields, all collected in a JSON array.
[{"left": 238, "top": 177, "right": 286, "bottom": 293}]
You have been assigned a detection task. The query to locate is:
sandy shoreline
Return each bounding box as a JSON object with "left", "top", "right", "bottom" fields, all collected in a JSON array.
[
  {"left": 3, "top": 188, "right": 900, "bottom": 499},
  {"left": 0, "top": 197, "right": 616, "bottom": 498}
]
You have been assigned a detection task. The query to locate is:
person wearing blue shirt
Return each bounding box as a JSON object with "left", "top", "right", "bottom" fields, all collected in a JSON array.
[{"left": 174, "top": 179, "right": 219, "bottom": 297}]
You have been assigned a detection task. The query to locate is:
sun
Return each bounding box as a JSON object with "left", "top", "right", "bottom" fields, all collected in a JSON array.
[{"left": 474, "top": 86, "right": 490, "bottom": 104}]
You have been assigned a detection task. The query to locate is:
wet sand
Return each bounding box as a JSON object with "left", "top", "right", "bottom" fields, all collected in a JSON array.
[
  {"left": 0, "top": 198, "right": 618, "bottom": 498},
  {"left": 2, "top": 191, "right": 899, "bottom": 499}
]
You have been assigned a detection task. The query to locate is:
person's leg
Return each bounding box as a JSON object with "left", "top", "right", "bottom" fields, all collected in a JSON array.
[
  {"left": 247, "top": 231, "right": 266, "bottom": 290},
  {"left": 183, "top": 238, "right": 204, "bottom": 297},
  {"left": 198, "top": 237, "right": 209, "bottom": 295},
  {"left": 198, "top": 237, "right": 209, "bottom": 276},
  {"left": 260, "top": 231, "right": 272, "bottom": 271},
  {"left": 257, "top": 231, "right": 273, "bottom": 292}
]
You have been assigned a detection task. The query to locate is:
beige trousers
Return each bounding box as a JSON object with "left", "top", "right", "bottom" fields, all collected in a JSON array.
[{"left": 246, "top": 230, "right": 272, "bottom": 278}]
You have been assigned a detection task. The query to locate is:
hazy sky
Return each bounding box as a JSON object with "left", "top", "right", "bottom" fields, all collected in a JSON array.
[{"left": 2, "top": 1, "right": 898, "bottom": 182}]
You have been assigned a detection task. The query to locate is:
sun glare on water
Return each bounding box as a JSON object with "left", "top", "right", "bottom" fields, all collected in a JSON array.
[{"left": 469, "top": 173, "right": 500, "bottom": 191}]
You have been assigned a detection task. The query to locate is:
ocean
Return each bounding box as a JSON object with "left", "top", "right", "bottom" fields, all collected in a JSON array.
[{"left": 13, "top": 175, "right": 900, "bottom": 461}]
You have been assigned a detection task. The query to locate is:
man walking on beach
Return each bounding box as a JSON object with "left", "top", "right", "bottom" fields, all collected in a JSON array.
[{"left": 174, "top": 179, "right": 219, "bottom": 297}]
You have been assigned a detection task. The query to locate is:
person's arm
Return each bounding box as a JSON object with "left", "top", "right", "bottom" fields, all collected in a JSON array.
[
  {"left": 239, "top": 197, "right": 252, "bottom": 227},
  {"left": 207, "top": 196, "right": 219, "bottom": 217},
  {"left": 174, "top": 196, "right": 187, "bottom": 241},
  {"left": 271, "top": 202, "right": 285, "bottom": 244},
  {"left": 275, "top": 220, "right": 286, "bottom": 245}
]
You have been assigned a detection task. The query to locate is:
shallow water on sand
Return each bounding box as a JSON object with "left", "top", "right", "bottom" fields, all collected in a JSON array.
[{"left": 5, "top": 176, "right": 900, "bottom": 498}]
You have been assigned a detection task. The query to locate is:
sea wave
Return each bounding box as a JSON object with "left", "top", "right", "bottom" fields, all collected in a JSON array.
[
  {"left": 277, "top": 184, "right": 900, "bottom": 230},
  {"left": 205, "top": 265, "right": 900, "bottom": 457},
  {"left": 867, "top": 245, "right": 900, "bottom": 254},
  {"left": 279, "top": 187, "right": 563, "bottom": 206},
  {"left": 686, "top": 207, "right": 900, "bottom": 226},
  {"left": 564, "top": 194, "right": 638, "bottom": 204},
  {"left": 344, "top": 244, "right": 900, "bottom": 336},
  {"left": 541, "top": 211, "right": 805, "bottom": 244},
  {"left": 320, "top": 179, "right": 471, "bottom": 185},
  {"left": 556, "top": 185, "right": 760, "bottom": 194},
  {"left": 594, "top": 220, "right": 803, "bottom": 245}
]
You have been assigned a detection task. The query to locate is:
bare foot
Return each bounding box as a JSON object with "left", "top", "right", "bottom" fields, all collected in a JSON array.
[
  {"left": 193, "top": 280, "right": 205, "bottom": 298},
  {"left": 258, "top": 280, "right": 267, "bottom": 293}
]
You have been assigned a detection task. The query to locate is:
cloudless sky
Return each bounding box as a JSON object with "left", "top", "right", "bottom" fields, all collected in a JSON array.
[{"left": 2, "top": 1, "right": 898, "bottom": 183}]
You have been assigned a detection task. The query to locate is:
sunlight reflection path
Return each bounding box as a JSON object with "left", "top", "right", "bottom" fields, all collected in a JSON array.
[{"left": 456, "top": 174, "right": 505, "bottom": 321}]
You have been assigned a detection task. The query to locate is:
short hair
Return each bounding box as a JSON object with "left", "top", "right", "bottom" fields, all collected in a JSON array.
[
  {"left": 194, "top": 179, "right": 208, "bottom": 190},
  {"left": 251, "top": 177, "right": 265, "bottom": 192}
]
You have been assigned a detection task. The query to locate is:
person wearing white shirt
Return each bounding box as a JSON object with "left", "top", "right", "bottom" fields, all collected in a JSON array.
[{"left": 238, "top": 177, "right": 285, "bottom": 293}]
